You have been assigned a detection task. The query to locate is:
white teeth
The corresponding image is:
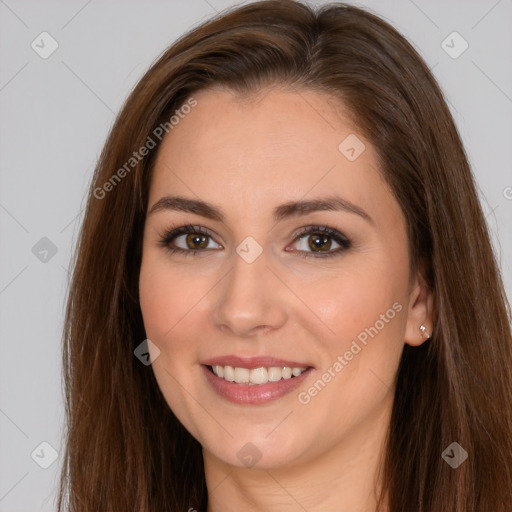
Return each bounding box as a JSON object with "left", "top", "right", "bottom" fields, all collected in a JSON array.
[
  {"left": 211, "top": 365, "right": 307, "bottom": 384},
  {"left": 281, "top": 367, "right": 292, "bottom": 379},
  {"left": 223, "top": 365, "right": 235, "bottom": 382},
  {"left": 234, "top": 367, "right": 250, "bottom": 383},
  {"left": 268, "top": 367, "right": 282, "bottom": 382},
  {"left": 249, "top": 367, "right": 268, "bottom": 384}
]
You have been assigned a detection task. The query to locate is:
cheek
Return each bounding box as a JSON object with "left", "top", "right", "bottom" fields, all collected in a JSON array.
[
  {"left": 138, "top": 257, "right": 207, "bottom": 433},
  {"left": 311, "top": 267, "right": 405, "bottom": 348},
  {"left": 139, "top": 265, "right": 174, "bottom": 342},
  {"left": 139, "top": 255, "right": 203, "bottom": 346},
  {"left": 295, "top": 274, "right": 405, "bottom": 437},
  {"left": 304, "top": 249, "right": 408, "bottom": 405}
]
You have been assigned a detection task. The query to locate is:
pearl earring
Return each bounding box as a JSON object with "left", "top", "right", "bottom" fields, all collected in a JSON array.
[{"left": 419, "top": 324, "right": 431, "bottom": 339}]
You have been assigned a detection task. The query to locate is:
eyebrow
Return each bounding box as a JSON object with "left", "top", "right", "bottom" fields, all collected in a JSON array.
[{"left": 147, "top": 195, "right": 373, "bottom": 224}]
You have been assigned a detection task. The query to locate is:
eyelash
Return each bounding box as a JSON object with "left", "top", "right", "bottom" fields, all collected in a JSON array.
[{"left": 157, "top": 224, "right": 351, "bottom": 259}]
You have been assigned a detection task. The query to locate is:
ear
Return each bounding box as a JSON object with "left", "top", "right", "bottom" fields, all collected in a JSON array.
[{"left": 404, "top": 260, "right": 434, "bottom": 347}]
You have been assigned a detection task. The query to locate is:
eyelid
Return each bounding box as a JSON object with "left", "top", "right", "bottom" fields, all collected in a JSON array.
[
  {"left": 157, "top": 224, "right": 221, "bottom": 253},
  {"left": 157, "top": 224, "right": 351, "bottom": 258},
  {"left": 289, "top": 225, "right": 351, "bottom": 259}
]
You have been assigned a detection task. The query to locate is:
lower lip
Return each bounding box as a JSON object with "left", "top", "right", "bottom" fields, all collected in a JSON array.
[{"left": 201, "top": 365, "right": 313, "bottom": 404}]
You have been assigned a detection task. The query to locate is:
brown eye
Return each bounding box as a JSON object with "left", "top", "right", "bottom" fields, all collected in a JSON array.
[
  {"left": 184, "top": 233, "right": 209, "bottom": 250},
  {"left": 290, "top": 226, "right": 351, "bottom": 259},
  {"left": 307, "top": 234, "right": 333, "bottom": 252},
  {"left": 159, "top": 225, "right": 222, "bottom": 256}
]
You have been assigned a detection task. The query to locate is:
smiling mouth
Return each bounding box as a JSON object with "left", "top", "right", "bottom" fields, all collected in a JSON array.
[{"left": 207, "top": 364, "right": 309, "bottom": 385}]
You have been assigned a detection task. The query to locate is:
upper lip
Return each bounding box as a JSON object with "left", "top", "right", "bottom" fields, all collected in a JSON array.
[{"left": 202, "top": 355, "right": 313, "bottom": 369}]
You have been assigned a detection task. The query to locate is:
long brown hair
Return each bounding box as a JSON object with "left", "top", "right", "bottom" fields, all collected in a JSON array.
[{"left": 57, "top": 1, "right": 512, "bottom": 510}]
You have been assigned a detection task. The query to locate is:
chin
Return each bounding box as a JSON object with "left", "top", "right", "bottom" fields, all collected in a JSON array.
[{"left": 200, "top": 427, "right": 310, "bottom": 470}]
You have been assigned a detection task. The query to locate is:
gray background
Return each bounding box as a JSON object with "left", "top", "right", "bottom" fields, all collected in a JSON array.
[{"left": 0, "top": 0, "right": 511, "bottom": 510}]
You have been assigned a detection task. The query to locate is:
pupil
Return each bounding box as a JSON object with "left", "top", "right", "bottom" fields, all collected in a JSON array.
[
  {"left": 188, "top": 234, "right": 207, "bottom": 249},
  {"left": 310, "top": 235, "right": 329, "bottom": 251}
]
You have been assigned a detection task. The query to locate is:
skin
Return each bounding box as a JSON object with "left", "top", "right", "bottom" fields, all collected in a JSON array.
[{"left": 139, "top": 86, "right": 433, "bottom": 512}]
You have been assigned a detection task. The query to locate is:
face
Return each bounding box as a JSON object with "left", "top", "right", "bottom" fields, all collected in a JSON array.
[{"left": 139, "top": 86, "right": 429, "bottom": 470}]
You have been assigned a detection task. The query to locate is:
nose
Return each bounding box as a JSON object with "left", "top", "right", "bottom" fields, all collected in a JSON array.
[{"left": 211, "top": 248, "right": 288, "bottom": 339}]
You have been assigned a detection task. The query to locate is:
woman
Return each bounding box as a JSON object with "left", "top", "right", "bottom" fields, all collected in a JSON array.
[{"left": 58, "top": 1, "right": 512, "bottom": 511}]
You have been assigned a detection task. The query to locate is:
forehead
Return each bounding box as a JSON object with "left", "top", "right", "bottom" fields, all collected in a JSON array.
[{"left": 149, "top": 86, "right": 398, "bottom": 227}]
